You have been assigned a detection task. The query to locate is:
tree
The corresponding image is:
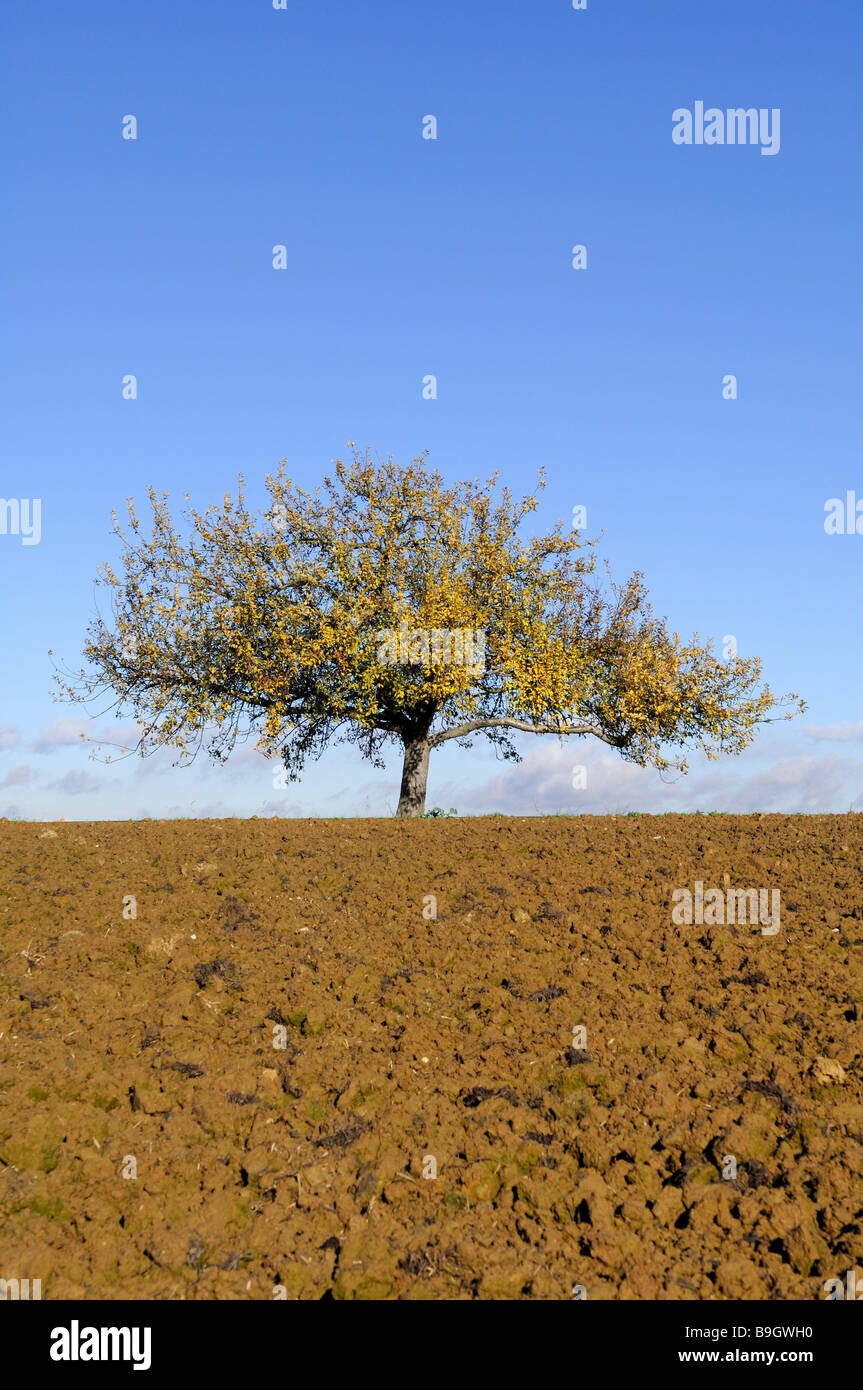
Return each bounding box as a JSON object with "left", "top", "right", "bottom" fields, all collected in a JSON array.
[{"left": 55, "top": 448, "right": 804, "bottom": 817}]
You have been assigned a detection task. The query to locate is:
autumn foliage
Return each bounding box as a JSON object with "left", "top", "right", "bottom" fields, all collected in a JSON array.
[{"left": 56, "top": 448, "right": 804, "bottom": 816}]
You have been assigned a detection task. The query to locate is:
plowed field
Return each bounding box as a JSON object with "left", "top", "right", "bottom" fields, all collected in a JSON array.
[{"left": 1, "top": 815, "right": 861, "bottom": 1300}]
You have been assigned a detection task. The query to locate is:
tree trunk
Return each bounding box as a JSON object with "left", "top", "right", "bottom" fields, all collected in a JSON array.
[{"left": 396, "top": 737, "right": 430, "bottom": 818}]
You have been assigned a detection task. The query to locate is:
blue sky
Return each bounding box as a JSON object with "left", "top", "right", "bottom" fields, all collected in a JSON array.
[{"left": 1, "top": 0, "right": 861, "bottom": 819}]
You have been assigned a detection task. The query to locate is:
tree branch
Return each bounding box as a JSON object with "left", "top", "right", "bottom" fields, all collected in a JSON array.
[{"left": 428, "top": 717, "right": 626, "bottom": 748}]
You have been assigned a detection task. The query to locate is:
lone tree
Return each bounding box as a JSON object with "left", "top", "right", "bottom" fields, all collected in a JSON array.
[{"left": 56, "top": 448, "right": 803, "bottom": 817}]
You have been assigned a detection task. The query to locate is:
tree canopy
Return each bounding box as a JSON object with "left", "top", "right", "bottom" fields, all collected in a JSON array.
[{"left": 56, "top": 448, "right": 804, "bottom": 816}]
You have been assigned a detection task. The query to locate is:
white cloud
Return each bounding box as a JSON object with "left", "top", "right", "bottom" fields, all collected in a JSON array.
[
  {"left": 254, "top": 799, "right": 307, "bottom": 817},
  {"left": 34, "top": 718, "right": 144, "bottom": 756},
  {"left": 224, "top": 743, "right": 271, "bottom": 770},
  {"left": 0, "top": 764, "right": 35, "bottom": 788},
  {"left": 452, "top": 737, "right": 863, "bottom": 816},
  {"left": 51, "top": 770, "right": 102, "bottom": 795},
  {"left": 33, "top": 717, "right": 90, "bottom": 752},
  {"left": 804, "top": 721, "right": 863, "bottom": 743}
]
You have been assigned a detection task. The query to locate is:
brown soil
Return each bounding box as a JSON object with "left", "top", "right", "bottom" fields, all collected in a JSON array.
[{"left": 1, "top": 814, "right": 861, "bottom": 1300}]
